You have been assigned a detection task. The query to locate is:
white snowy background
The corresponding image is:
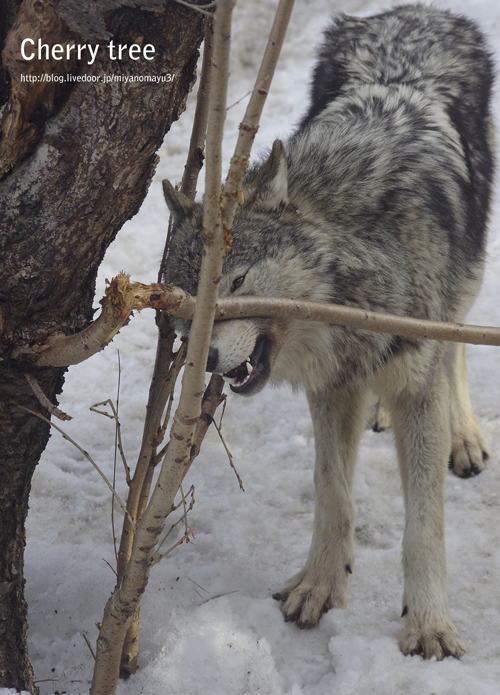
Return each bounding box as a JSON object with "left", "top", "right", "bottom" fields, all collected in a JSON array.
[{"left": 8, "top": 0, "right": 500, "bottom": 693}]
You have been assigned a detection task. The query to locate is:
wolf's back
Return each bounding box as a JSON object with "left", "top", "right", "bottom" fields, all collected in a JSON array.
[
  {"left": 297, "top": 4, "right": 494, "bottom": 264},
  {"left": 302, "top": 4, "right": 494, "bottom": 125}
]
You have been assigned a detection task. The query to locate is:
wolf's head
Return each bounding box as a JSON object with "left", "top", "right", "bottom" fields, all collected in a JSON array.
[{"left": 162, "top": 140, "right": 334, "bottom": 396}]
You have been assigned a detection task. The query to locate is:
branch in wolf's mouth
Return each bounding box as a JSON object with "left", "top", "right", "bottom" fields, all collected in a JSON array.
[{"left": 14, "top": 275, "right": 500, "bottom": 368}]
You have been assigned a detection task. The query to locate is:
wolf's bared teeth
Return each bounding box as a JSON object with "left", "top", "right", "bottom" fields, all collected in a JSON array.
[
  {"left": 222, "top": 375, "right": 237, "bottom": 384},
  {"left": 246, "top": 361, "right": 253, "bottom": 375}
]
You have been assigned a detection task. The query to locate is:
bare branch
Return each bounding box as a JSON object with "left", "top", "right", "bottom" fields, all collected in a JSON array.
[
  {"left": 209, "top": 296, "right": 500, "bottom": 346},
  {"left": 115, "top": 24, "right": 214, "bottom": 659},
  {"left": 82, "top": 633, "right": 97, "bottom": 661},
  {"left": 200, "top": 589, "right": 239, "bottom": 605},
  {"left": 179, "top": 372, "right": 226, "bottom": 485},
  {"left": 90, "top": 2, "right": 237, "bottom": 692},
  {"left": 222, "top": 0, "right": 296, "bottom": 230},
  {"left": 11, "top": 401, "right": 134, "bottom": 528},
  {"left": 212, "top": 417, "right": 244, "bottom": 491},
  {"left": 150, "top": 528, "right": 196, "bottom": 567},
  {"left": 24, "top": 374, "right": 72, "bottom": 421},
  {"left": 15, "top": 276, "right": 500, "bottom": 369},
  {"left": 155, "top": 342, "right": 188, "bottom": 448},
  {"left": 158, "top": 22, "right": 214, "bottom": 280},
  {"left": 181, "top": 23, "right": 214, "bottom": 200},
  {"left": 171, "top": 0, "right": 216, "bottom": 17},
  {"left": 12, "top": 276, "right": 192, "bottom": 367},
  {"left": 90, "top": 399, "right": 131, "bottom": 486}
]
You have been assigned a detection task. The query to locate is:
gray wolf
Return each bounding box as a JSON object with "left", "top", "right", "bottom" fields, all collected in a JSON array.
[{"left": 162, "top": 4, "right": 494, "bottom": 660}]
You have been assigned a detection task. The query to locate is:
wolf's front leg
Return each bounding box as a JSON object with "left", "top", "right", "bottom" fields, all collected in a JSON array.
[
  {"left": 390, "top": 370, "right": 466, "bottom": 659},
  {"left": 273, "top": 384, "right": 367, "bottom": 628}
]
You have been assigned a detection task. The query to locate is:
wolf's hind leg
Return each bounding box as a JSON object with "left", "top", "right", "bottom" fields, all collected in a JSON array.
[
  {"left": 273, "top": 383, "right": 367, "bottom": 628},
  {"left": 391, "top": 369, "right": 466, "bottom": 659},
  {"left": 446, "top": 343, "right": 488, "bottom": 477}
]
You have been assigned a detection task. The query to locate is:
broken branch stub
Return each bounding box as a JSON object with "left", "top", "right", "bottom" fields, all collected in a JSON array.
[{"left": 11, "top": 275, "right": 193, "bottom": 367}]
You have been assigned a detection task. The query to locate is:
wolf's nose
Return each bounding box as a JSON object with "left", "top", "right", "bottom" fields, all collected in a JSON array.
[{"left": 206, "top": 346, "right": 219, "bottom": 373}]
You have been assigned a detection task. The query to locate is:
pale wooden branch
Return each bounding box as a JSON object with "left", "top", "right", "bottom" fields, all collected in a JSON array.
[
  {"left": 89, "top": 3, "right": 236, "bottom": 693},
  {"left": 210, "top": 296, "right": 500, "bottom": 346},
  {"left": 222, "top": 0, "right": 296, "bottom": 230},
  {"left": 179, "top": 371, "right": 226, "bottom": 486},
  {"left": 181, "top": 23, "right": 214, "bottom": 201},
  {"left": 15, "top": 276, "right": 500, "bottom": 368},
  {"left": 89, "top": 3, "right": 293, "bottom": 686},
  {"left": 118, "top": 19, "right": 215, "bottom": 675},
  {"left": 11, "top": 277, "right": 192, "bottom": 367},
  {"left": 158, "top": 22, "right": 214, "bottom": 280},
  {"left": 116, "top": 339, "right": 186, "bottom": 584}
]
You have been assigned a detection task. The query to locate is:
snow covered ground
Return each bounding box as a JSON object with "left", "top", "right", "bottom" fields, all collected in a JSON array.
[{"left": 14, "top": 0, "right": 500, "bottom": 693}]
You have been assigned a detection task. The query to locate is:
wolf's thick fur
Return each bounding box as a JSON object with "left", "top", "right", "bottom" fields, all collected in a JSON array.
[{"left": 163, "top": 4, "right": 495, "bottom": 659}]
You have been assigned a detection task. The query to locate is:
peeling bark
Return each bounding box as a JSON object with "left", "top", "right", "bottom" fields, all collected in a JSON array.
[{"left": 0, "top": 1, "right": 205, "bottom": 690}]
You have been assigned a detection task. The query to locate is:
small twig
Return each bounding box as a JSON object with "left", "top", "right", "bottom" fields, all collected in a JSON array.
[
  {"left": 200, "top": 589, "right": 238, "bottom": 605},
  {"left": 113, "top": 351, "right": 122, "bottom": 563},
  {"left": 153, "top": 485, "right": 195, "bottom": 559},
  {"left": 212, "top": 418, "right": 244, "bottom": 491},
  {"left": 25, "top": 373, "right": 72, "bottom": 421},
  {"left": 150, "top": 528, "right": 196, "bottom": 567},
  {"left": 159, "top": 20, "right": 213, "bottom": 279},
  {"left": 225, "top": 76, "right": 269, "bottom": 112},
  {"left": 11, "top": 401, "right": 135, "bottom": 528},
  {"left": 102, "top": 558, "right": 118, "bottom": 578},
  {"left": 218, "top": 394, "right": 227, "bottom": 429},
  {"left": 171, "top": 0, "right": 216, "bottom": 17},
  {"left": 90, "top": 399, "right": 130, "bottom": 485},
  {"left": 155, "top": 342, "right": 188, "bottom": 447},
  {"left": 181, "top": 19, "right": 214, "bottom": 200},
  {"left": 82, "top": 632, "right": 97, "bottom": 661},
  {"left": 154, "top": 517, "right": 185, "bottom": 555},
  {"left": 180, "top": 483, "right": 189, "bottom": 537},
  {"left": 188, "top": 577, "right": 209, "bottom": 593}
]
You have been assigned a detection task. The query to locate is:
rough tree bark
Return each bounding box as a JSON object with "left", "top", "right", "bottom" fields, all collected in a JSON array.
[{"left": 0, "top": 1, "right": 205, "bottom": 691}]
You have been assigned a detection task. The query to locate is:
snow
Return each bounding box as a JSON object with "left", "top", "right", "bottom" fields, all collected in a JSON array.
[{"left": 21, "top": 1, "right": 500, "bottom": 693}]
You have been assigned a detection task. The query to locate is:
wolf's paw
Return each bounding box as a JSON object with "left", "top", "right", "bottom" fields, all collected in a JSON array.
[
  {"left": 449, "top": 430, "right": 489, "bottom": 478},
  {"left": 398, "top": 620, "right": 466, "bottom": 660},
  {"left": 272, "top": 568, "right": 348, "bottom": 629}
]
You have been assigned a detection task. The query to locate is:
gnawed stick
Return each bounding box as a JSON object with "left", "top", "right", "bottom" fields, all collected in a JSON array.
[{"left": 13, "top": 274, "right": 500, "bottom": 370}]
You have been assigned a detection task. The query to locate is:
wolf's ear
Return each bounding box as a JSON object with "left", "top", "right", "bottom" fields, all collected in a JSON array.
[
  {"left": 162, "top": 180, "right": 195, "bottom": 221},
  {"left": 244, "top": 139, "right": 289, "bottom": 209}
]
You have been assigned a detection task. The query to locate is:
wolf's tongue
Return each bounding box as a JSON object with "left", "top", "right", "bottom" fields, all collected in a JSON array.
[{"left": 224, "top": 361, "right": 252, "bottom": 383}]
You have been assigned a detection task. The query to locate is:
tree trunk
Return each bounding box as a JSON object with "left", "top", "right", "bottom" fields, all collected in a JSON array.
[{"left": 0, "top": 1, "right": 205, "bottom": 690}]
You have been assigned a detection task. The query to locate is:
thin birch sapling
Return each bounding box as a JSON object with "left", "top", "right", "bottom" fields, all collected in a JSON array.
[{"left": 89, "top": 1, "right": 297, "bottom": 692}]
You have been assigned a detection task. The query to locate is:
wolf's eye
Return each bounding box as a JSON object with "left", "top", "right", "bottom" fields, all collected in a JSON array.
[{"left": 231, "top": 275, "right": 245, "bottom": 292}]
